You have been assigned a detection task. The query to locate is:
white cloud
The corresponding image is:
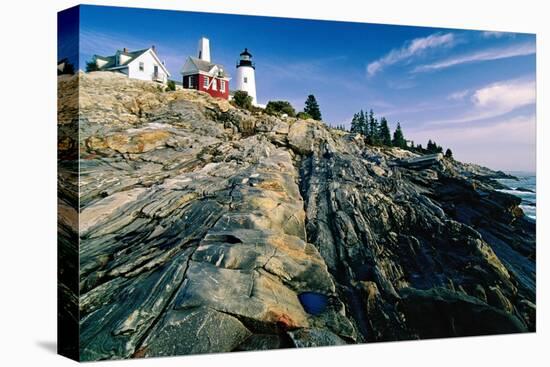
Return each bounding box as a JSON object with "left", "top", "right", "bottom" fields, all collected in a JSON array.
[
  {"left": 447, "top": 89, "right": 470, "bottom": 101},
  {"left": 482, "top": 31, "right": 512, "bottom": 39},
  {"left": 426, "top": 77, "right": 536, "bottom": 125},
  {"left": 408, "top": 113, "right": 536, "bottom": 171},
  {"left": 413, "top": 42, "right": 535, "bottom": 73},
  {"left": 412, "top": 113, "right": 535, "bottom": 144},
  {"left": 472, "top": 78, "right": 535, "bottom": 109},
  {"left": 366, "top": 32, "right": 455, "bottom": 76}
]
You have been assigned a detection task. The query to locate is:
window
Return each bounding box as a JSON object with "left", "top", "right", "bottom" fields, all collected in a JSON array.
[
  {"left": 220, "top": 80, "right": 225, "bottom": 92},
  {"left": 139, "top": 62, "right": 144, "bottom": 71},
  {"left": 212, "top": 79, "right": 217, "bottom": 91},
  {"left": 244, "top": 77, "right": 248, "bottom": 83},
  {"left": 188, "top": 76, "right": 194, "bottom": 88},
  {"left": 203, "top": 76, "right": 209, "bottom": 88}
]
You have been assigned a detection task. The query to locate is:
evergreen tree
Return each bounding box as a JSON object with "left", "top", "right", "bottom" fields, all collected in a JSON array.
[
  {"left": 358, "top": 110, "right": 366, "bottom": 135},
  {"left": 426, "top": 139, "right": 444, "bottom": 154},
  {"left": 378, "top": 117, "right": 392, "bottom": 146},
  {"left": 392, "top": 122, "right": 407, "bottom": 148},
  {"left": 367, "top": 109, "right": 379, "bottom": 144},
  {"left": 304, "top": 94, "right": 322, "bottom": 121},
  {"left": 350, "top": 113, "right": 360, "bottom": 133},
  {"left": 85, "top": 59, "right": 100, "bottom": 72},
  {"left": 426, "top": 139, "right": 435, "bottom": 152},
  {"left": 445, "top": 148, "right": 453, "bottom": 158}
]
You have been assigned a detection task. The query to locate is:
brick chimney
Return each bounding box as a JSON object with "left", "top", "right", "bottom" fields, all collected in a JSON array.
[
  {"left": 151, "top": 45, "right": 156, "bottom": 53},
  {"left": 123, "top": 47, "right": 128, "bottom": 53}
]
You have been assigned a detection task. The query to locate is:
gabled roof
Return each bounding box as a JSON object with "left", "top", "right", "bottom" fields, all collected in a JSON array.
[
  {"left": 94, "top": 48, "right": 171, "bottom": 77},
  {"left": 94, "top": 48, "right": 149, "bottom": 69},
  {"left": 181, "top": 56, "right": 229, "bottom": 78}
]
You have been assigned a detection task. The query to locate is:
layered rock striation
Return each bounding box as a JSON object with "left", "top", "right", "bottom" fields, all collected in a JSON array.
[{"left": 57, "top": 72, "right": 535, "bottom": 361}]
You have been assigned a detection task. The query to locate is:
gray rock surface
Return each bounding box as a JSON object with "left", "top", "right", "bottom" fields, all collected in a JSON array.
[{"left": 57, "top": 72, "right": 536, "bottom": 361}]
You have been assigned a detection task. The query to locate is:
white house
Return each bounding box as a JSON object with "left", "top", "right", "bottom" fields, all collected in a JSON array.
[{"left": 92, "top": 46, "right": 171, "bottom": 84}]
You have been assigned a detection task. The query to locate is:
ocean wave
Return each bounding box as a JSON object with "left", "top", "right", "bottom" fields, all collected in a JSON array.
[
  {"left": 520, "top": 204, "right": 536, "bottom": 219},
  {"left": 497, "top": 175, "right": 536, "bottom": 221},
  {"left": 498, "top": 189, "right": 535, "bottom": 195}
]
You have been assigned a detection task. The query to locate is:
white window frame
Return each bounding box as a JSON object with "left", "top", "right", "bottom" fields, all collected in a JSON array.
[
  {"left": 188, "top": 76, "right": 194, "bottom": 88},
  {"left": 220, "top": 80, "right": 225, "bottom": 92},
  {"left": 203, "top": 76, "right": 209, "bottom": 88},
  {"left": 139, "top": 62, "right": 144, "bottom": 71}
]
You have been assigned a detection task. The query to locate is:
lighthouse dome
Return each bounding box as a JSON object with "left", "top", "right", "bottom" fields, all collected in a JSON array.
[{"left": 237, "top": 48, "right": 255, "bottom": 69}]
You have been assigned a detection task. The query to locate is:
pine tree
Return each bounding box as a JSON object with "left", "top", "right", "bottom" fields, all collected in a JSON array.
[
  {"left": 379, "top": 117, "right": 392, "bottom": 146},
  {"left": 445, "top": 148, "right": 453, "bottom": 158},
  {"left": 304, "top": 95, "right": 322, "bottom": 121},
  {"left": 392, "top": 122, "right": 407, "bottom": 148},
  {"left": 350, "top": 113, "right": 359, "bottom": 133},
  {"left": 359, "top": 110, "right": 366, "bottom": 136},
  {"left": 367, "top": 109, "right": 379, "bottom": 144},
  {"left": 426, "top": 140, "right": 444, "bottom": 154},
  {"left": 427, "top": 139, "right": 434, "bottom": 153}
]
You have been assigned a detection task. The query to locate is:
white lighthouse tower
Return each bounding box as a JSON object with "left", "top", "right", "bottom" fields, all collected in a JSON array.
[
  {"left": 197, "top": 37, "right": 211, "bottom": 62},
  {"left": 235, "top": 48, "right": 257, "bottom": 105}
]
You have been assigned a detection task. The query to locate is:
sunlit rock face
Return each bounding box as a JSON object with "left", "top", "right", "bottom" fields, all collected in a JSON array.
[{"left": 58, "top": 72, "right": 535, "bottom": 361}]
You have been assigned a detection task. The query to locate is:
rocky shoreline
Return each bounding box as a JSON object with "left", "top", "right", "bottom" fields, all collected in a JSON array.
[{"left": 58, "top": 72, "right": 535, "bottom": 361}]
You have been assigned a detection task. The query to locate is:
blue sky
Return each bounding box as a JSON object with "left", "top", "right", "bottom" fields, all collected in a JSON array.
[{"left": 62, "top": 5, "right": 536, "bottom": 171}]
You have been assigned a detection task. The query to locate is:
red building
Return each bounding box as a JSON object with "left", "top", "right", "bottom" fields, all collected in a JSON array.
[{"left": 181, "top": 37, "right": 230, "bottom": 100}]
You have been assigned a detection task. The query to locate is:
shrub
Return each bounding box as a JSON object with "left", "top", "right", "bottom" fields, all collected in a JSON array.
[
  {"left": 232, "top": 91, "right": 253, "bottom": 110},
  {"left": 296, "top": 111, "right": 312, "bottom": 120},
  {"left": 85, "top": 60, "right": 99, "bottom": 72},
  {"left": 265, "top": 100, "right": 296, "bottom": 117},
  {"left": 166, "top": 80, "right": 176, "bottom": 91}
]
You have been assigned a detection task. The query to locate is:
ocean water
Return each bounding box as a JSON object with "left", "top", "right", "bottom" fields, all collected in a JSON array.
[{"left": 496, "top": 172, "right": 536, "bottom": 220}]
